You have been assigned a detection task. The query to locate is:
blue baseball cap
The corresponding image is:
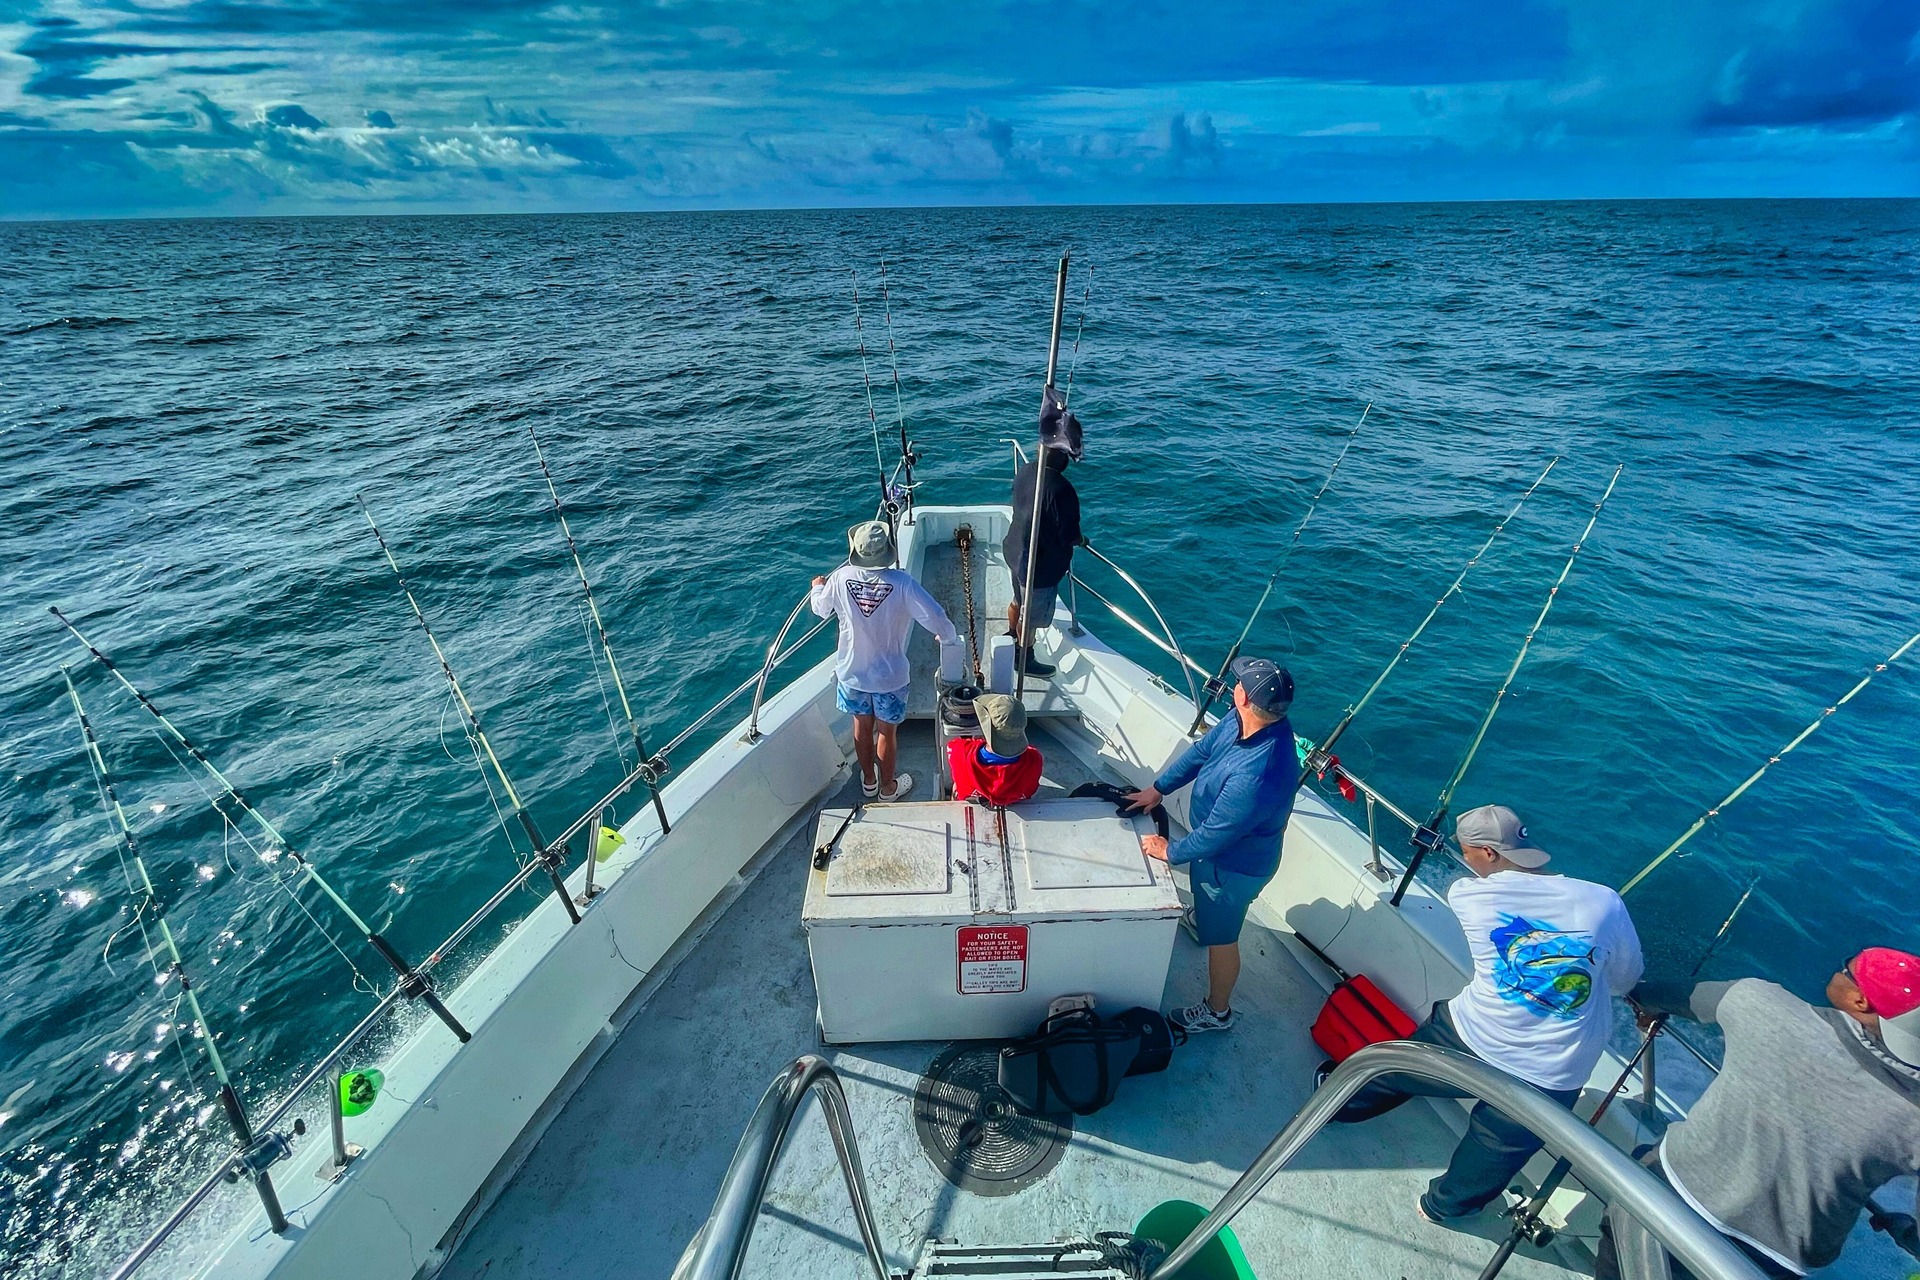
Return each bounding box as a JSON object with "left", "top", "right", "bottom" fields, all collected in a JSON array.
[{"left": 1230, "top": 656, "right": 1294, "bottom": 716}]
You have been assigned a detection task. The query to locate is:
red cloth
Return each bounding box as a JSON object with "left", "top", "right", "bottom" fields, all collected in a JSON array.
[{"left": 947, "top": 738, "right": 1042, "bottom": 806}]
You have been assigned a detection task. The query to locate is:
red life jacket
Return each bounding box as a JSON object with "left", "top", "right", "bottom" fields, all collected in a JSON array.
[{"left": 947, "top": 739, "right": 1042, "bottom": 806}]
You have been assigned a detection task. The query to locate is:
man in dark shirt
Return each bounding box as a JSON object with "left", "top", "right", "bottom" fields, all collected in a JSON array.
[{"left": 1004, "top": 444, "right": 1081, "bottom": 678}]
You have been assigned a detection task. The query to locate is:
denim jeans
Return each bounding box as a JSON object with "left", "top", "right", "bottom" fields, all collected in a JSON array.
[{"left": 1331, "top": 1003, "right": 1582, "bottom": 1219}]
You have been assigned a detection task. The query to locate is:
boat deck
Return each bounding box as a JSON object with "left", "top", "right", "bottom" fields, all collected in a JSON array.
[{"left": 438, "top": 722, "right": 1587, "bottom": 1280}]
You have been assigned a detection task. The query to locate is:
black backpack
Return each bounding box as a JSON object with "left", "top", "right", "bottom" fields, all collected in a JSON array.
[{"left": 997, "top": 1007, "right": 1185, "bottom": 1116}]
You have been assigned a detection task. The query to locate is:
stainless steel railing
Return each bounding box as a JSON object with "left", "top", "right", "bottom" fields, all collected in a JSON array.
[
  {"left": 675, "top": 1056, "right": 894, "bottom": 1280},
  {"left": 1149, "top": 1039, "right": 1767, "bottom": 1280}
]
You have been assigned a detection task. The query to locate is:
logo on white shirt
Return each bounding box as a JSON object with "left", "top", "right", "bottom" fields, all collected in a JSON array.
[
  {"left": 846, "top": 578, "right": 894, "bottom": 617},
  {"left": 1490, "top": 916, "right": 1599, "bottom": 1019}
]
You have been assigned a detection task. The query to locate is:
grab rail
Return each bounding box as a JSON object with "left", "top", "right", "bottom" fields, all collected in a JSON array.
[
  {"left": 749, "top": 593, "right": 825, "bottom": 741},
  {"left": 676, "top": 1055, "right": 893, "bottom": 1280},
  {"left": 1075, "top": 542, "right": 1201, "bottom": 709},
  {"left": 1149, "top": 1039, "right": 1766, "bottom": 1280}
]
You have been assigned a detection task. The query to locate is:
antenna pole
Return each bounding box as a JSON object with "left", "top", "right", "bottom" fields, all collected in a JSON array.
[
  {"left": 529, "top": 431, "right": 671, "bottom": 836},
  {"left": 50, "top": 608, "right": 471, "bottom": 1043},
  {"left": 1016, "top": 252, "right": 1071, "bottom": 702},
  {"left": 358, "top": 500, "right": 582, "bottom": 925},
  {"left": 1392, "top": 464, "right": 1623, "bottom": 906}
]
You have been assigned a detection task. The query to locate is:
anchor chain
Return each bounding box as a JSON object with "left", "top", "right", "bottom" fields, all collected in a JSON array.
[{"left": 955, "top": 524, "right": 983, "bottom": 685}]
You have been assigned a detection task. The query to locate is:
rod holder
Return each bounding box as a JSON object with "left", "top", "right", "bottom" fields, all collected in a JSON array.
[
  {"left": 578, "top": 805, "right": 606, "bottom": 905},
  {"left": 1392, "top": 823, "right": 1446, "bottom": 906},
  {"left": 368, "top": 933, "right": 472, "bottom": 1042},
  {"left": 319, "top": 1085, "right": 361, "bottom": 1182}
]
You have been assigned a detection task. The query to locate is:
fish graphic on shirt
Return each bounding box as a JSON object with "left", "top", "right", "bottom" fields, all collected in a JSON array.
[{"left": 1488, "top": 916, "right": 1598, "bottom": 1019}]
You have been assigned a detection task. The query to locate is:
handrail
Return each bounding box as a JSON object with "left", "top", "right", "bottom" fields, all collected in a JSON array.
[
  {"left": 749, "top": 593, "right": 822, "bottom": 741},
  {"left": 1075, "top": 542, "right": 1201, "bottom": 709},
  {"left": 677, "top": 1055, "right": 893, "bottom": 1280},
  {"left": 1068, "top": 574, "right": 1209, "bottom": 682},
  {"left": 1149, "top": 1039, "right": 1766, "bottom": 1280}
]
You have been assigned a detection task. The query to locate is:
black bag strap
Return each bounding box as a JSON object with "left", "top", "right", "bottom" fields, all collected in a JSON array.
[
  {"left": 1069, "top": 781, "right": 1170, "bottom": 840},
  {"left": 1035, "top": 1026, "right": 1121, "bottom": 1117}
]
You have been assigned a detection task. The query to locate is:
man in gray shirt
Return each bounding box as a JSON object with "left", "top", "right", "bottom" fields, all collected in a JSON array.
[{"left": 1597, "top": 945, "right": 1920, "bottom": 1279}]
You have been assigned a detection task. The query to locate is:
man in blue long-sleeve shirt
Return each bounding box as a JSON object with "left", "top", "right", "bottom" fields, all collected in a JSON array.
[{"left": 1126, "top": 656, "right": 1298, "bottom": 1034}]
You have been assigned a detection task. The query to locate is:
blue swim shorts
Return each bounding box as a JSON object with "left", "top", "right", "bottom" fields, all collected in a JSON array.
[
  {"left": 1189, "top": 860, "right": 1273, "bottom": 947},
  {"left": 836, "top": 683, "right": 908, "bottom": 725}
]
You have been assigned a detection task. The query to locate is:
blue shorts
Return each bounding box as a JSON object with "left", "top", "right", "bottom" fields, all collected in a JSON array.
[
  {"left": 836, "top": 683, "right": 908, "bottom": 725},
  {"left": 1189, "top": 860, "right": 1273, "bottom": 946}
]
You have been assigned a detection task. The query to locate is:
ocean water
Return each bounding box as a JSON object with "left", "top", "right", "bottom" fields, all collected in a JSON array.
[{"left": 1, "top": 201, "right": 1916, "bottom": 1276}]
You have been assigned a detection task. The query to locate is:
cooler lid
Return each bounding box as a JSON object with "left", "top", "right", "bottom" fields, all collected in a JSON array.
[
  {"left": 824, "top": 808, "right": 953, "bottom": 897},
  {"left": 1015, "top": 799, "right": 1157, "bottom": 889}
]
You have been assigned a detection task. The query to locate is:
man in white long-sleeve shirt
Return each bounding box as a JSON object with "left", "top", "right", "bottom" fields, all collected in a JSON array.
[
  {"left": 810, "top": 521, "right": 957, "bottom": 801},
  {"left": 1332, "top": 804, "right": 1644, "bottom": 1224}
]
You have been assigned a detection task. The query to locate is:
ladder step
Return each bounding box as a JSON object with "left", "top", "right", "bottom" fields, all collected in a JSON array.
[{"left": 915, "top": 1239, "right": 1135, "bottom": 1279}]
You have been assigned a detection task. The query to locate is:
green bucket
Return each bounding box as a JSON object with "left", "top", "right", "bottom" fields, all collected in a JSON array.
[{"left": 1133, "top": 1200, "right": 1257, "bottom": 1280}]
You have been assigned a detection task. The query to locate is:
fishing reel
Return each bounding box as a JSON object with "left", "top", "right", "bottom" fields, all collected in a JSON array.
[
  {"left": 1500, "top": 1191, "right": 1556, "bottom": 1248},
  {"left": 224, "top": 1119, "right": 305, "bottom": 1184}
]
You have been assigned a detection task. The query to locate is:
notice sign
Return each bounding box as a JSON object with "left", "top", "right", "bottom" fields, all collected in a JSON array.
[{"left": 956, "top": 925, "right": 1028, "bottom": 995}]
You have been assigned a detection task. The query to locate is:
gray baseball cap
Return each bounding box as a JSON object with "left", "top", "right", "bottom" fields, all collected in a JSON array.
[
  {"left": 846, "top": 521, "right": 894, "bottom": 569},
  {"left": 972, "top": 693, "right": 1029, "bottom": 758},
  {"left": 1454, "top": 804, "right": 1550, "bottom": 868}
]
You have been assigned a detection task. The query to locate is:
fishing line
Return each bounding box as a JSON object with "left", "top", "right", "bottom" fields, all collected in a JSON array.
[
  {"left": 1190, "top": 401, "right": 1371, "bottom": 734},
  {"left": 849, "top": 270, "right": 893, "bottom": 523},
  {"left": 51, "top": 606, "right": 472, "bottom": 1041},
  {"left": 1061, "top": 263, "right": 1095, "bottom": 409},
  {"left": 1619, "top": 626, "right": 1920, "bottom": 895},
  {"left": 878, "top": 260, "right": 913, "bottom": 516},
  {"left": 581, "top": 602, "right": 632, "bottom": 771},
  {"left": 1301, "top": 456, "right": 1561, "bottom": 782},
  {"left": 1393, "top": 463, "right": 1624, "bottom": 906},
  {"left": 359, "top": 498, "right": 582, "bottom": 927},
  {"left": 527, "top": 428, "right": 670, "bottom": 833},
  {"left": 59, "top": 669, "right": 295, "bottom": 1230}
]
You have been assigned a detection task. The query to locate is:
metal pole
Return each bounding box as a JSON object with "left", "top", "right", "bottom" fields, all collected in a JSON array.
[{"left": 1016, "top": 252, "right": 1071, "bottom": 702}]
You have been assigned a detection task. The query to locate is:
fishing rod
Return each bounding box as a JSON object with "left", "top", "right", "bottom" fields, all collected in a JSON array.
[
  {"left": 358, "top": 499, "right": 582, "bottom": 925},
  {"left": 1393, "top": 464, "right": 1623, "bottom": 906},
  {"left": 1015, "top": 251, "right": 1072, "bottom": 702},
  {"left": 1479, "top": 878, "right": 1754, "bottom": 1280},
  {"left": 1619, "top": 625, "right": 1920, "bottom": 896},
  {"left": 63, "top": 669, "right": 297, "bottom": 1233},
  {"left": 528, "top": 429, "right": 671, "bottom": 837},
  {"left": 1060, "top": 262, "right": 1094, "bottom": 410},
  {"left": 849, "top": 270, "right": 895, "bottom": 533},
  {"left": 878, "top": 260, "right": 917, "bottom": 524},
  {"left": 49, "top": 607, "right": 472, "bottom": 1043},
  {"left": 1300, "top": 456, "right": 1561, "bottom": 786},
  {"left": 1189, "top": 402, "right": 1372, "bottom": 735}
]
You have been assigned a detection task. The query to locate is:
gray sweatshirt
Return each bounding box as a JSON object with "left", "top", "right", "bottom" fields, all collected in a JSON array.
[{"left": 1649, "top": 978, "right": 1920, "bottom": 1272}]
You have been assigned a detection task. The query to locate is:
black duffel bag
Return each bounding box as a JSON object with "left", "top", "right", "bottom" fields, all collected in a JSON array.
[{"left": 997, "top": 1006, "right": 1185, "bottom": 1116}]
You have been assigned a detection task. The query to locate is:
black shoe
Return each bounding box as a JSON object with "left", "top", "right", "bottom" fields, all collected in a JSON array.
[{"left": 1019, "top": 648, "right": 1056, "bottom": 677}]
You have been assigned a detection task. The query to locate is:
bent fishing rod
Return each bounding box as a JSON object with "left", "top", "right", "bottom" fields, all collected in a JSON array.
[
  {"left": 358, "top": 498, "right": 582, "bottom": 926},
  {"left": 1393, "top": 464, "right": 1623, "bottom": 906},
  {"left": 63, "top": 669, "right": 296, "bottom": 1233},
  {"left": 1477, "top": 878, "right": 1756, "bottom": 1280},
  {"left": 1619, "top": 625, "right": 1920, "bottom": 896},
  {"left": 529, "top": 429, "right": 670, "bottom": 836},
  {"left": 1189, "top": 401, "right": 1372, "bottom": 735},
  {"left": 49, "top": 607, "right": 471, "bottom": 1042},
  {"left": 1298, "top": 455, "right": 1561, "bottom": 786}
]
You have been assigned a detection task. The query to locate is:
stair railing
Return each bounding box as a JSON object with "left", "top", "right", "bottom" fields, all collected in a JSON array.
[
  {"left": 675, "top": 1055, "right": 894, "bottom": 1280},
  {"left": 1149, "top": 1039, "right": 1767, "bottom": 1280}
]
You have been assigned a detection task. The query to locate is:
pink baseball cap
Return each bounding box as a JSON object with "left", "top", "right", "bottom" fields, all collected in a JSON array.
[{"left": 1853, "top": 947, "right": 1920, "bottom": 1067}]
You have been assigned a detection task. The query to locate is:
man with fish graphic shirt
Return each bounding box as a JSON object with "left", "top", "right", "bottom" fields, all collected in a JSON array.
[{"left": 1332, "top": 804, "right": 1643, "bottom": 1224}]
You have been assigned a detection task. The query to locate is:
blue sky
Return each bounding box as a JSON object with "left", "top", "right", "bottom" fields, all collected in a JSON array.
[{"left": 2, "top": 1, "right": 1915, "bottom": 217}]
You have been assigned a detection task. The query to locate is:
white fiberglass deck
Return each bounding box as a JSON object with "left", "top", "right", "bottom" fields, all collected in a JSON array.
[{"left": 437, "top": 723, "right": 1585, "bottom": 1280}]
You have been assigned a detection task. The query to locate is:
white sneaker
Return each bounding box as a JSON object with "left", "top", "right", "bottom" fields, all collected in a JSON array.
[
  {"left": 877, "top": 772, "right": 914, "bottom": 802},
  {"left": 1170, "top": 1000, "right": 1238, "bottom": 1034},
  {"left": 860, "top": 774, "right": 879, "bottom": 799}
]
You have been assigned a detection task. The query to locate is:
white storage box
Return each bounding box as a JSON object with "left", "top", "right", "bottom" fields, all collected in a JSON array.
[{"left": 803, "top": 798, "right": 1183, "bottom": 1043}]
